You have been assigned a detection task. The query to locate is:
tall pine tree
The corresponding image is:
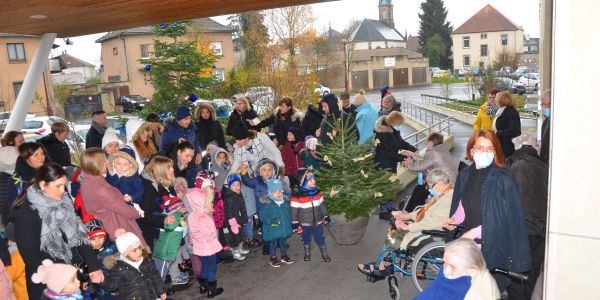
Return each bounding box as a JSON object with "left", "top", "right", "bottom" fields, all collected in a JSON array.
[
  {"left": 418, "top": 0, "right": 453, "bottom": 69},
  {"left": 228, "top": 12, "right": 270, "bottom": 70}
]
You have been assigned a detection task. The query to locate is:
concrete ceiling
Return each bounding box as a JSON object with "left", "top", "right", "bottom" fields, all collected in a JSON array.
[{"left": 0, "top": 0, "right": 333, "bottom": 38}]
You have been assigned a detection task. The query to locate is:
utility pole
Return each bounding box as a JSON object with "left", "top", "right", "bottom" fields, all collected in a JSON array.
[{"left": 343, "top": 39, "right": 349, "bottom": 92}]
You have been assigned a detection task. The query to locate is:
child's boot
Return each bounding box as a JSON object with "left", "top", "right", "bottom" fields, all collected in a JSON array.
[
  {"left": 207, "top": 280, "right": 224, "bottom": 298},
  {"left": 239, "top": 242, "right": 250, "bottom": 255},
  {"left": 319, "top": 246, "right": 331, "bottom": 262},
  {"left": 303, "top": 245, "right": 311, "bottom": 261},
  {"left": 232, "top": 246, "right": 246, "bottom": 261},
  {"left": 199, "top": 278, "right": 209, "bottom": 294}
]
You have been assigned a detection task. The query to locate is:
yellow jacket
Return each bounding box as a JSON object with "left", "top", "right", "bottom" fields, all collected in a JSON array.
[
  {"left": 473, "top": 103, "right": 494, "bottom": 131},
  {"left": 5, "top": 250, "right": 27, "bottom": 300}
]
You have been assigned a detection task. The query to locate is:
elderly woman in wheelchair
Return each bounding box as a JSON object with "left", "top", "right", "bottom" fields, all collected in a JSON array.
[{"left": 357, "top": 168, "right": 454, "bottom": 276}]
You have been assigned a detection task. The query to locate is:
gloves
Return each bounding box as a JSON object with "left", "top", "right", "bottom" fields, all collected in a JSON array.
[
  {"left": 323, "top": 216, "right": 331, "bottom": 224},
  {"left": 228, "top": 218, "right": 240, "bottom": 235}
]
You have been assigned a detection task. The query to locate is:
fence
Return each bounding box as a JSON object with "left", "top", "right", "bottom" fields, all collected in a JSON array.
[
  {"left": 421, "top": 94, "right": 538, "bottom": 120},
  {"left": 399, "top": 100, "right": 453, "bottom": 149}
]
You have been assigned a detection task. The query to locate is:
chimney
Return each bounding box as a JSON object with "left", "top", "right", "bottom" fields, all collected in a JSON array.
[{"left": 379, "top": 0, "right": 394, "bottom": 28}]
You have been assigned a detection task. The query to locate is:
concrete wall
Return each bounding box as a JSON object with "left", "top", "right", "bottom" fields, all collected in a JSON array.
[
  {"left": 452, "top": 30, "right": 524, "bottom": 70},
  {"left": 0, "top": 36, "right": 52, "bottom": 115}
]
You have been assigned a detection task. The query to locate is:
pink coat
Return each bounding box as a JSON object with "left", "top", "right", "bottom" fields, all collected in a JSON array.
[
  {"left": 187, "top": 188, "right": 222, "bottom": 256},
  {"left": 212, "top": 190, "right": 225, "bottom": 229},
  {"left": 281, "top": 141, "right": 305, "bottom": 177},
  {"left": 80, "top": 173, "right": 147, "bottom": 245}
]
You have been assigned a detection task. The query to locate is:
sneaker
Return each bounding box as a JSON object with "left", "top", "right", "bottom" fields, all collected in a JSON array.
[
  {"left": 171, "top": 272, "right": 190, "bottom": 285},
  {"left": 280, "top": 255, "right": 295, "bottom": 264},
  {"left": 269, "top": 256, "right": 281, "bottom": 268}
]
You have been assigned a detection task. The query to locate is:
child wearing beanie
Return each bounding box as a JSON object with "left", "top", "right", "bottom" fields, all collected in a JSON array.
[
  {"left": 31, "top": 259, "right": 82, "bottom": 300},
  {"left": 260, "top": 179, "right": 294, "bottom": 268},
  {"left": 290, "top": 168, "right": 331, "bottom": 262},
  {"left": 84, "top": 219, "right": 118, "bottom": 298},
  {"left": 300, "top": 136, "right": 322, "bottom": 170},
  {"left": 222, "top": 174, "right": 249, "bottom": 261},
  {"left": 102, "top": 229, "right": 167, "bottom": 299},
  {"left": 153, "top": 195, "right": 187, "bottom": 281}
]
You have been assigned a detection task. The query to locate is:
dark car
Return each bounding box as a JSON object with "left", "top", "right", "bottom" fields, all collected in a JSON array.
[
  {"left": 117, "top": 95, "right": 150, "bottom": 112},
  {"left": 480, "top": 77, "right": 526, "bottom": 95}
]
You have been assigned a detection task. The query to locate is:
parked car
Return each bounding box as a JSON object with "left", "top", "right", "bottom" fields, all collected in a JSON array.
[
  {"left": 312, "top": 83, "right": 330, "bottom": 96},
  {"left": 0, "top": 111, "right": 36, "bottom": 132},
  {"left": 495, "top": 77, "right": 527, "bottom": 95},
  {"left": 233, "top": 86, "right": 276, "bottom": 115},
  {"left": 513, "top": 67, "right": 539, "bottom": 79},
  {"left": 117, "top": 95, "right": 150, "bottom": 112},
  {"left": 518, "top": 73, "right": 540, "bottom": 90},
  {"left": 431, "top": 67, "right": 449, "bottom": 78}
]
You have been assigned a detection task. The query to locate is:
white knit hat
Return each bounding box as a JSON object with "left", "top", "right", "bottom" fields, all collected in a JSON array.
[
  {"left": 101, "top": 127, "right": 121, "bottom": 149},
  {"left": 125, "top": 118, "right": 144, "bottom": 142},
  {"left": 114, "top": 229, "right": 141, "bottom": 258},
  {"left": 305, "top": 136, "right": 318, "bottom": 151}
]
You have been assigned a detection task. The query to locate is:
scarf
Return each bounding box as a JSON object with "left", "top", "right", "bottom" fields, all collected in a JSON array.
[
  {"left": 91, "top": 121, "right": 107, "bottom": 135},
  {"left": 485, "top": 102, "right": 498, "bottom": 119},
  {"left": 42, "top": 289, "right": 84, "bottom": 300},
  {"left": 492, "top": 106, "right": 506, "bottom": 132},
  {"left": 300, "top": 175, "right": 319, "bottom": 196},
  {"left": 412, "top": 266, "right": 471, "bottom": 300},
  {"left": 121, "top": 257, "right": 143, "bottom": 270},
  {"left": 27, "top": 185, "right": 89, "bottom": 263}
]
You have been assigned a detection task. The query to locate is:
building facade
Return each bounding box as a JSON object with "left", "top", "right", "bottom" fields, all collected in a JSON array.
[
  {"left": 49, "top": 52, "right": 98, "bottom": 81},
  {"left": 0, "top": 34, "right": 52, "bottom": 116},
  {"left": 96, "top": 18, "right": 234, "bottom": 100},
  {"left": 452, "top": 4, "right": 524, "bottom": 71}
]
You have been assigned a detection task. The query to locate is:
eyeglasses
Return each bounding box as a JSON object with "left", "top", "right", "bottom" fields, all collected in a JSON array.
[{"left": 472, "top": 145, "right": 495, "bottom": 153}]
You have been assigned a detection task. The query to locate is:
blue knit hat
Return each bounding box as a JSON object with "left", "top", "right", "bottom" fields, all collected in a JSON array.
[
  {"left": 176, "top": 105, "right": 192, "bottom": 121},
  {"left": 227, "top": 174, "right": 242, "bottom": 189},
  {"left": 267, "top": 178, "right": 283, "bottom": 194}
]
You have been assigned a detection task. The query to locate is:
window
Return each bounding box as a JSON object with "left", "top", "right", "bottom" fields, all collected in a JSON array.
[
  {"left": 481, "top": 33, "right": 487, "bottom": 39},
  {"left": 480, "top": 44, "right": 488, "bottom": 57},
  {"left": 112, "top": 47, "right": 118, "bottom": 55},
  {"left": 210, "top": 41, "right": 223, "bottom": 56},
  {"left": 140, "top": 44, "right": 151, "bottom": 58},
  {"left": 213, "top": 68, "right": 225, "bottom": 81},
  {"left": 7, "top": 43, "right": 26, "bottom": 62},
  {"left": 13, "top": 82, "right": 23, "bottom": 100},
  {"left": 501, "top": 34, "right": 508, "bottom": 46},
  {"left": 463, "top": 36, "right": 470, "bottom": 48},
  {"left": 463, "top": 55, "right": 470, "bottom": 67}
]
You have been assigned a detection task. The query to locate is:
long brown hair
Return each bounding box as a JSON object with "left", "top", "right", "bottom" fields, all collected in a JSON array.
[
  {"left": 1, "top": 131, "right": 23, "bottom": 147},
  {"left": 132, "top": 123, "right": 157, "bottom": 162},
  {"left": 142, "top": 155, "right": 175, "bottom": 187},
  {"left": 465, "top": 129, "right": 505, "bottom": 167},
  {"left": 12, "top": 163, "right": 67, "bottom": 208}
]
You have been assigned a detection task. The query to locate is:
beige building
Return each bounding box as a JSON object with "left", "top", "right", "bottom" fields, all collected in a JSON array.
[
  {"left": 96, "top": 18, "right": 234, "bottom": 100},
  {"left": 0, "top": 33, "right": 52, "bottom": 115},
  {"left": 452, "top": 4, "right": 524, "bottom": 71}
]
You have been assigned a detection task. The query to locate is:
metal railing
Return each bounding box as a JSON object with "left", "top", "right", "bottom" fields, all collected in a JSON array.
[
  {"left": 404, "top": 116, "right": 453, "bottom": 149},
  {"left": 398, "top": 99, "right": 453, "bottom": 149},
  {"left": 402, "top": 100, "right": 449, "bottom": 126},
  {"left": 421, "top": 94, "right": 538, "bottom": 120}
]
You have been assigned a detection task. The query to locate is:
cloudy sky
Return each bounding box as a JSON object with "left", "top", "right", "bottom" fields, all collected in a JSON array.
[{"left": 51, "top": 0, "right": 540, "bottom": 67}]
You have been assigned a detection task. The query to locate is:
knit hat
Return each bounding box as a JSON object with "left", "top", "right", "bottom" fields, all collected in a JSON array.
[
  {"left": 176, "top": 105, "right": 192, "bottom": 121},
  {"left": 194, "top": 170, "right": 216, "bottom": 189},
  {"left": 84, "top": 219, "right": 107, "bottom": 239},
  {"left": 380, "top": 85, "right": 389, "bottom": 94},
  {"left": 231, "top": 121, "right": 251, "bottom": 140},
  {"left": 31, "top": 259, "right": 78, "bottom": 294},
  {"left": 160, "top": 195, "right": 184, "bottom": 214},
  {"left": 267, "top": 178, "right": 283, "bottom": 194},
  {"left": 226, "top": 174, "right": 241, "bottom": 189},
  {"left": 101, "top": 127, "right": 121, "bottom": 149},
  {"left": 305, "top": 136, "right": 318, "bottom": 151},
  {"left": 115, "top": 229, "right": 142, "bottom": 259},
  {"left": 125, "top": 118, "right": 144, "bottom": 143}
]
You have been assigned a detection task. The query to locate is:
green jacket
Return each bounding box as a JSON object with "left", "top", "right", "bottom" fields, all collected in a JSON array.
[
  {"left": 260, "top": 196, "right": 292, "bottom": 241},
  {"left": 153, "top": 211, "right": 185, "bottom": 261}
]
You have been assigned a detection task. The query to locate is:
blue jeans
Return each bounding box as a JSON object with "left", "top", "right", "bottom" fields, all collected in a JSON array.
[
  {"left": 268, "top": 238, "right": 288, "bottom": 257},
  {"left": 301, "top": 224, "right": 326, "bottom": 247},
  {"left": 245, "top": 216, "right": 253, "bottom": 240},
  {"left": 199, "top": 254, "right": 217, "bottom": 282},
  {"left": 154, "top": 258, "right": 173, "bottom": 281}
]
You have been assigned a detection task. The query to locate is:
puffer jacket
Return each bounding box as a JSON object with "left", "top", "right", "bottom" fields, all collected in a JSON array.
[
  {"left": 0, "top": 146, "right": 19, "bottom": 174},
  {"left": 187, "top": 188, "right": 222, "bottom": 257},
  {"left": 102, "top": 259, "right": 166, "bottom": 299},
  {"left": 290, "top": 190, "right": 328, "bottom": 227},
  {"left": 209, "top": 147, "right": 231, "bottom": 189},
  {"left": 105, "top": 151, "right": 144, "bottom": 204},
  {"left": 473, "top": 102, "right": 494, "bottom": 131},
  {"left": 222, "top": 187, "right": 248, "bottom": 227},
  {"left": 255, "top": 107, "right": 305, "bottom": 145},
  {"left": 240, "top": 159, "right": 277, "bottom": 209},
  {"left": 153, "top": 211, "right": 185, "bottom": 261},
  {"left": 159, "top": 117, "right": 201, "bottom": 154},
  {"left": 374, "top": 116, "right": 416, "bottom": 170},
  {"left": 38, "top": 133, "right": 71, "bottom": 167},
  {"left": 281, "top": 141, "right": 305, "bottom": 178},
  {"left": 260, "top": 195, "right": 293, "bottom": 241}
]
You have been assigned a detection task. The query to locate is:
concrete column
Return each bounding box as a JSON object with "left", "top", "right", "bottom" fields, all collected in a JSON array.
[
  {"left": 4, "top": 33, "right": 56, "bottom": 133},
  {"left": 544, "top": 0, "right": 600, "bottom": 298}
]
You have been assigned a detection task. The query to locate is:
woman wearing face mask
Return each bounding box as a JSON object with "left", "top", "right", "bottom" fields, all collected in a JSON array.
[
  {"left": 413, "top": 238, "right": 500, "bottom": 300},
  {"left": 443, "top": 129, "right": 531, "bottom": 294}
]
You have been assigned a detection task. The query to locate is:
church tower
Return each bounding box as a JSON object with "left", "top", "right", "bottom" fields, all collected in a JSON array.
[{"left": 379, "top": 0, "right": 394, "bottom": 28}]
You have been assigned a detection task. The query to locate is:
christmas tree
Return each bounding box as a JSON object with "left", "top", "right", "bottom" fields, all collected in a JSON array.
[
  {"left": 317, "top": 108, "right": 403, "bottom": 221},
  {"left": 140, "top": 21, "right": 218, "bottom": 116}
]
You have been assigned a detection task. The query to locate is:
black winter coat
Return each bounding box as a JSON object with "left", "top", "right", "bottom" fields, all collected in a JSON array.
[
  {"left": 195, "top": 119, "right": 226, "bottom": 150},
  {"left": 222, "top": 187, "right": 248, "bottom": 226},
  {"left": 450, "top": 164, "right": 531, "bottom": 290},
  {"left": 38, "top": 133, "right": 71, "bottom": 167},
  {"left": 137, "top": 177, "right": 173, "bottom": 250},
  {"left": 506, "top": 146, "right": 548, "bottom": 236},
  {"left": 226, "top": 109, "right": 259, "bottom": 136},
  {"left": 373, "top": 117, "right": 416, "bottom": 170},
  {"left": 255, "top": 107, "right": 305, "bottom": 145},
  {"left": 85, "top": 125, "right": 104, "bottom": 149},
  {"left": 495, "top": 106, "right": 521, "bottom": 158},
  {"left": 540, "top": 117, "right": 550, "bottom": 163},
  {"left": 0, "top": 157, "right": 41, "bottom": 227},
  {"left": 302, "top": 104, "right": 324, "bottom": 137},
  {"left": 11, "top": 198, "right": 101, "bottom": 300},
  {"left": 102, "top": 259, "right": 166, "bottom": 299}
]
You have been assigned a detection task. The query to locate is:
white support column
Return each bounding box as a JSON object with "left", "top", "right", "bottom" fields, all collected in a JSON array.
[{"left": 4, "top": 33, "right": 56, "bottom": 133}]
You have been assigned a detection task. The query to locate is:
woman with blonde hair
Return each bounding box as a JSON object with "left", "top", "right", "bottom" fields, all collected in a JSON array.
[
  {"left": 138, "top": 155, "right": 177, "bottom": 250},
  {"left": 226, "top": 96, "right": 259, "bottom": 136},
  {"left": 122, "top": 119, "right": 157, "bottom": 173},
  {"left": 492, "top": 91, "right": 521, "bottom": 157}
]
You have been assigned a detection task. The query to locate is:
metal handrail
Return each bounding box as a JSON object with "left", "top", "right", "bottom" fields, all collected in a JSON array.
[
  {"left": 404, "top": 116, "right": 453, "bottom": 148},
  {"left": 421, "top": 94, "right": 538, "bottom": 120}
]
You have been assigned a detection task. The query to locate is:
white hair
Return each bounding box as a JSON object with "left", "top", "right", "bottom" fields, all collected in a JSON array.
[
  {"left": 512, "top": 134, "right": 538, "bottom": 150},
  {"left": 445, "top": 238, "right": 487, "bottom": 271}
]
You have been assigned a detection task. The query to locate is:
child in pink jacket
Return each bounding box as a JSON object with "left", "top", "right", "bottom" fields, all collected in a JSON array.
[{"left": 187, "top": 187, "right": 224, "bottom": 297}]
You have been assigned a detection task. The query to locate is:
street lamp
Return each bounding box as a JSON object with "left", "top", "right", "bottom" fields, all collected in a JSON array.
[{"left": 343, "top": 39, "right": 349, "bottom": 92}]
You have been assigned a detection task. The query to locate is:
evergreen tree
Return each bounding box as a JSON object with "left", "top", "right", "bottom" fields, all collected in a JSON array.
[
  {"left": 418, "top": 0, "right": 453, "bottom": 69},
  {"left": 229, "top": 12, "right": 270, "bottom": 69},
  {"left": 423, "top": 33, "right": 447, "bottom": 68},
  {"left": 317, "top": 114, "right": 403, "bottom": 221},
  {"left": 140, "top": 21, "right": 217, "bottom": 116}
]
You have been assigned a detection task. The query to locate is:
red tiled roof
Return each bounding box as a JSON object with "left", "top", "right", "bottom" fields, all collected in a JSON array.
[{"left": 453, "top": 4, "right": 521, "bottom": 34}]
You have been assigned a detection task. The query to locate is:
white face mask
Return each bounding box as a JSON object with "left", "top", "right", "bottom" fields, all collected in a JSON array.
[
  {"left": 443, "top": 269, "right": 463, "bottom": 280},
  {"left": 472, "top": 152, "right": 494, "bottom": 169}
]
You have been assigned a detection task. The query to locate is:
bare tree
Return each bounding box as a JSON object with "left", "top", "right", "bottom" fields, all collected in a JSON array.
[
  {"left": 493, "top": 47, "right": 520, "bottom": 71},
  {"left": 267, "top": 5, "right": 315, "bottom": 69}
]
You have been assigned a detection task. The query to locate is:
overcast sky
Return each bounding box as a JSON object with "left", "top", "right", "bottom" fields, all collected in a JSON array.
[{"left": 52, "top": 0, "right": 540, "bottom": 67}]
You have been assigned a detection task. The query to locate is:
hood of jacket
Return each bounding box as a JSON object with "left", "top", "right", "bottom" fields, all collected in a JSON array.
[
  {"left": 320, "top": 94, "right": 341, "bottom": 118},
  {"left": 187, "top": 187, "right": 213, "bottom": 214},
  {"left": 374, "top": 116, "right": 393, "bottom": 133},
  {"left": 107, "top": 151, "right": 139, "bottom": 177},
  {"left": 210, "top": 147, "right": 230, "bottom": 169},
  {"left": 255, "top": 158, "right": 278, "bottom": 177},
  {"left": 305, "top": 104, "right": 324, "bottom": 121},
  {"left": 275, "top": 106, "right": 305, "bottom": 122},
  {"left": 195, "top": 103, "right": 217, "bottom": 121}
]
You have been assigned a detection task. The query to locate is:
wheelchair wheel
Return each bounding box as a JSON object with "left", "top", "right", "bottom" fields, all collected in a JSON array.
[{"left": 411, "top": 241, "right": 445, "bottom": 292}]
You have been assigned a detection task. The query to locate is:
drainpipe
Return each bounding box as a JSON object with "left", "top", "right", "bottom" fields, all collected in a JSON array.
[
  {"left": 4, "top": 33, "right": 56, "bottom": 133},
  {"left": 119, "top": 34, "right": 130, "bottom": 82}
]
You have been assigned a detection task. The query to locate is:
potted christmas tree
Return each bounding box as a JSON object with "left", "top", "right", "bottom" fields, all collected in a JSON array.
[{"left": 317, "top": 113, "right": 403, "bottom": 245}]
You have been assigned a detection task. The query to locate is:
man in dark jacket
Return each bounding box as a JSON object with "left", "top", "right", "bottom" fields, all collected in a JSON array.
[
  {"left": 539, "top": 89, "right": 551, "bottom": 163},
  {"left": 317, "top": 93, "right": 356, "bottom": 145},
  {"left": 160, "top": 106, "right": 202, "bottom": 165},
  {"left": 506, "top": 135, "right": 548, "bottom": 300},
  {"left": 340, "top": 92, "right": 357, "bottom": 118},
  {"left": 302, "top": 104, "right": 323, "bottom": 137},
  {"left": 86, "top": 110, "right": 108, "bottom": 149},
  {"left": 38, "top": 121, "right": 72, "bottom": 167}
]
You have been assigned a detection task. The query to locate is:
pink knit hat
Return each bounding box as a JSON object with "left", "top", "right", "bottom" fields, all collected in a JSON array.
[{"left": 31, "top": 259, "right": 78, "bottom": 294}]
